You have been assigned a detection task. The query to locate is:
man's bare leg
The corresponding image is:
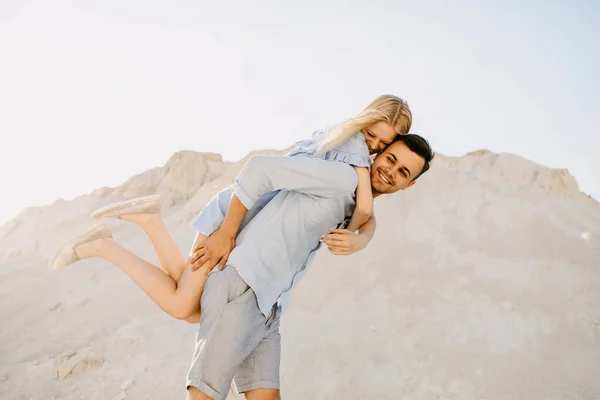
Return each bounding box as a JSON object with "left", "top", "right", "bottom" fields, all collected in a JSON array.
[
  {"left": 187, "top": 386, "right": 213, "bottom": 400},
  {"left": 244, "top": 389, "right": 281, "bottom": 400}
]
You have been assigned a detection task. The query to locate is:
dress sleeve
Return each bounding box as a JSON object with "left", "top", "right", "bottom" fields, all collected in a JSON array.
[
  {"left": 286, "top": 130, "right": 326, "bottom": 157},
  {"left": 320, "top": 131, "right": 371, "bottom": 168},
  {"left": 287, "top": 130, "right": 371, "bottom": 168}
]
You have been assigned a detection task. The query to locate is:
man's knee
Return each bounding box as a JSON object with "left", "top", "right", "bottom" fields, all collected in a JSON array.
[
  {"left": 187, "top": 385, "right": 213, "bottom": 400},
  {"left": 244, "top": 388, "right": 280, "bottom": 400}
]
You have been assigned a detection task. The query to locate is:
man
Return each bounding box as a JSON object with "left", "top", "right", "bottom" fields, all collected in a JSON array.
[{"left": 186, "top": 134, "right": 434, "bottom": 400}]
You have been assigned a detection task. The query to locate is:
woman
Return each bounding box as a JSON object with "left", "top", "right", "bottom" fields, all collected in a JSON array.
[{"left": 49, "top": 94, "right": 413, "bottom": 323}]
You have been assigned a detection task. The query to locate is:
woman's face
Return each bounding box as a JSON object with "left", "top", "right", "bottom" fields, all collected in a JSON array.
[{"left": 362, "top": 121, "right": 397, "bottom": 154}]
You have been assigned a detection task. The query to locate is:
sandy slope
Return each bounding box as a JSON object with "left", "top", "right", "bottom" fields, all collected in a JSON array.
[{"left": 0, "top": 149, "right": 599, "bottom": 399}]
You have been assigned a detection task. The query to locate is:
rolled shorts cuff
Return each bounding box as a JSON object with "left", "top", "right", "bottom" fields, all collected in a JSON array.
[
  {"left": 235, "top": 380, "right": 280, "bottom": 394},
  {"left": 187, "top": 376, "right": 227, "bottom": 400}
]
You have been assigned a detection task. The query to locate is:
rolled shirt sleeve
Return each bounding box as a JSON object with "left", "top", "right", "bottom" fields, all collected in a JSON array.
[{"left": 192, "top": 185, "right": 280, "bottom": 237}]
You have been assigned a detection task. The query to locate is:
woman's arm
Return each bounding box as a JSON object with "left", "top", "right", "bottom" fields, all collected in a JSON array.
[
  {"left": 322, "top": 215, "right": 377, "bottom": 256},
  {"left": 345, "top": 167, "right": 373, "bottom": 232}
]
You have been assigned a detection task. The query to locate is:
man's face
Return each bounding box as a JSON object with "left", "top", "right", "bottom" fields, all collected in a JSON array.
[{"left": 370, "top": 141, "right": 426, "bottom": 195}]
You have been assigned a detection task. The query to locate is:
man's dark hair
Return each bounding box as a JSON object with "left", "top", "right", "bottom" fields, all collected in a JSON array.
[{"left": 394, "top": 133, "right": 434, "bottom": 181}]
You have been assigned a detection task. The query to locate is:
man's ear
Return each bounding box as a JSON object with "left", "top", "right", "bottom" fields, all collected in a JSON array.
[{"left": 405, "top": 180, "right": 416, "bottom": 189}]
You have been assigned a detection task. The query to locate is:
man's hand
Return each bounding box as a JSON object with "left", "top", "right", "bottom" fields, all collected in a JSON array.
[
  {"left": 321, "top": 228, "right": 369, "bottom": 256},
  {"left": 190, "top": 228, "right": 236, "bottom": 272}
]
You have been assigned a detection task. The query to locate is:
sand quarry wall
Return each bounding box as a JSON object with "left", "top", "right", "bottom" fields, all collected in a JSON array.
[{"left": 0, "top": 149, "right": 598, "bottom": 399}]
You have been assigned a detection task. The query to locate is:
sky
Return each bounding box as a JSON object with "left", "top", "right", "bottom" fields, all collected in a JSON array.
[{"left": 0, "top": 0, "right": 598, "bottom": 226}]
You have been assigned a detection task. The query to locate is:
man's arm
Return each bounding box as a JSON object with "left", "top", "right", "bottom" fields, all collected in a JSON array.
[
  {"left": 191, "top": 155, "right": 359, "bottom": 271},
  {"left": 190, "top": 186, "right": 279, "bottom": 271},
  {"left": 190, "top": 194, "right": 247, "bottom": 271},
  {"left": 233, "top": 155, "right": 358, "bottom": 210},
  {"left": 190, "top": 186, "right": 233, "bottom": 237},
  {"left": 191, "top": 185, "right": 278, "bottom": 238}
]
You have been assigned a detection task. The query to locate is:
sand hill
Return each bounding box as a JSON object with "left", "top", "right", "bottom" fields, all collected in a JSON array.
[{"left": 0, "top": 148, "right": 598, "bottom": 399}]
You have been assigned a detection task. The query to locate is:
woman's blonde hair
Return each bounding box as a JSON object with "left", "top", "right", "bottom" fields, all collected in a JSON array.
[{"left": 315, "top": 94, "right": 412, "bottom": 155}]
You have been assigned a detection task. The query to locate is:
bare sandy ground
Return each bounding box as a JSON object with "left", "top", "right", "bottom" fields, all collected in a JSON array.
[{"left": 1, "top": 149, "right": 599, "bottom": 399}]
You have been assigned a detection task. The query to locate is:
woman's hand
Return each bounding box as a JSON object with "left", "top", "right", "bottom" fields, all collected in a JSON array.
[
  {"left": 321, "top": 228, "right": 369, "bottom": 256},
  {"left": 190, "top": 228, "right": 236, "bottom": 272}
]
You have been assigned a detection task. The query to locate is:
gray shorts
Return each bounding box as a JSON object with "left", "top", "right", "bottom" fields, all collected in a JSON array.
[{"left": 186, "top": 266, "right": 281, "bottom": 400}]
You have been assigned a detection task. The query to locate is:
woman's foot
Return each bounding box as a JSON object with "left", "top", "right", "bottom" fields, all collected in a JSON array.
[
  {"left": 49, "top": 224, "right": 113, "bottom": 270},
  {"left": 91, "top": 195, "right": 162, "bottom": 221}
]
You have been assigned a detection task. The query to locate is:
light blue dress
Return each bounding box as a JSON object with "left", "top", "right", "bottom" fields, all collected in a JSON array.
[{"left": 287, "top": 130, "right": 371, "bottom": 168}]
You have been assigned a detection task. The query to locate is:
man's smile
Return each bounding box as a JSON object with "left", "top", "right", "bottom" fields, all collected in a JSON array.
[{"left": 377, "top": 169, "right": 392, "bottom": 185}]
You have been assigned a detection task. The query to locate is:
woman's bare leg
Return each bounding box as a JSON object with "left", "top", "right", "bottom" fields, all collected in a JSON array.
[
  {"left": 120, "top": 213, "right": 193, "bottom": 281},
  {"left": 75, "top": 236, "right": 209, "bottom": 320},
  {"left": 114, "top": 212, "right": 207, "bottom": 321},
  {"left": 183, "top": 311, "right": 201, "bottom": 324}
]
